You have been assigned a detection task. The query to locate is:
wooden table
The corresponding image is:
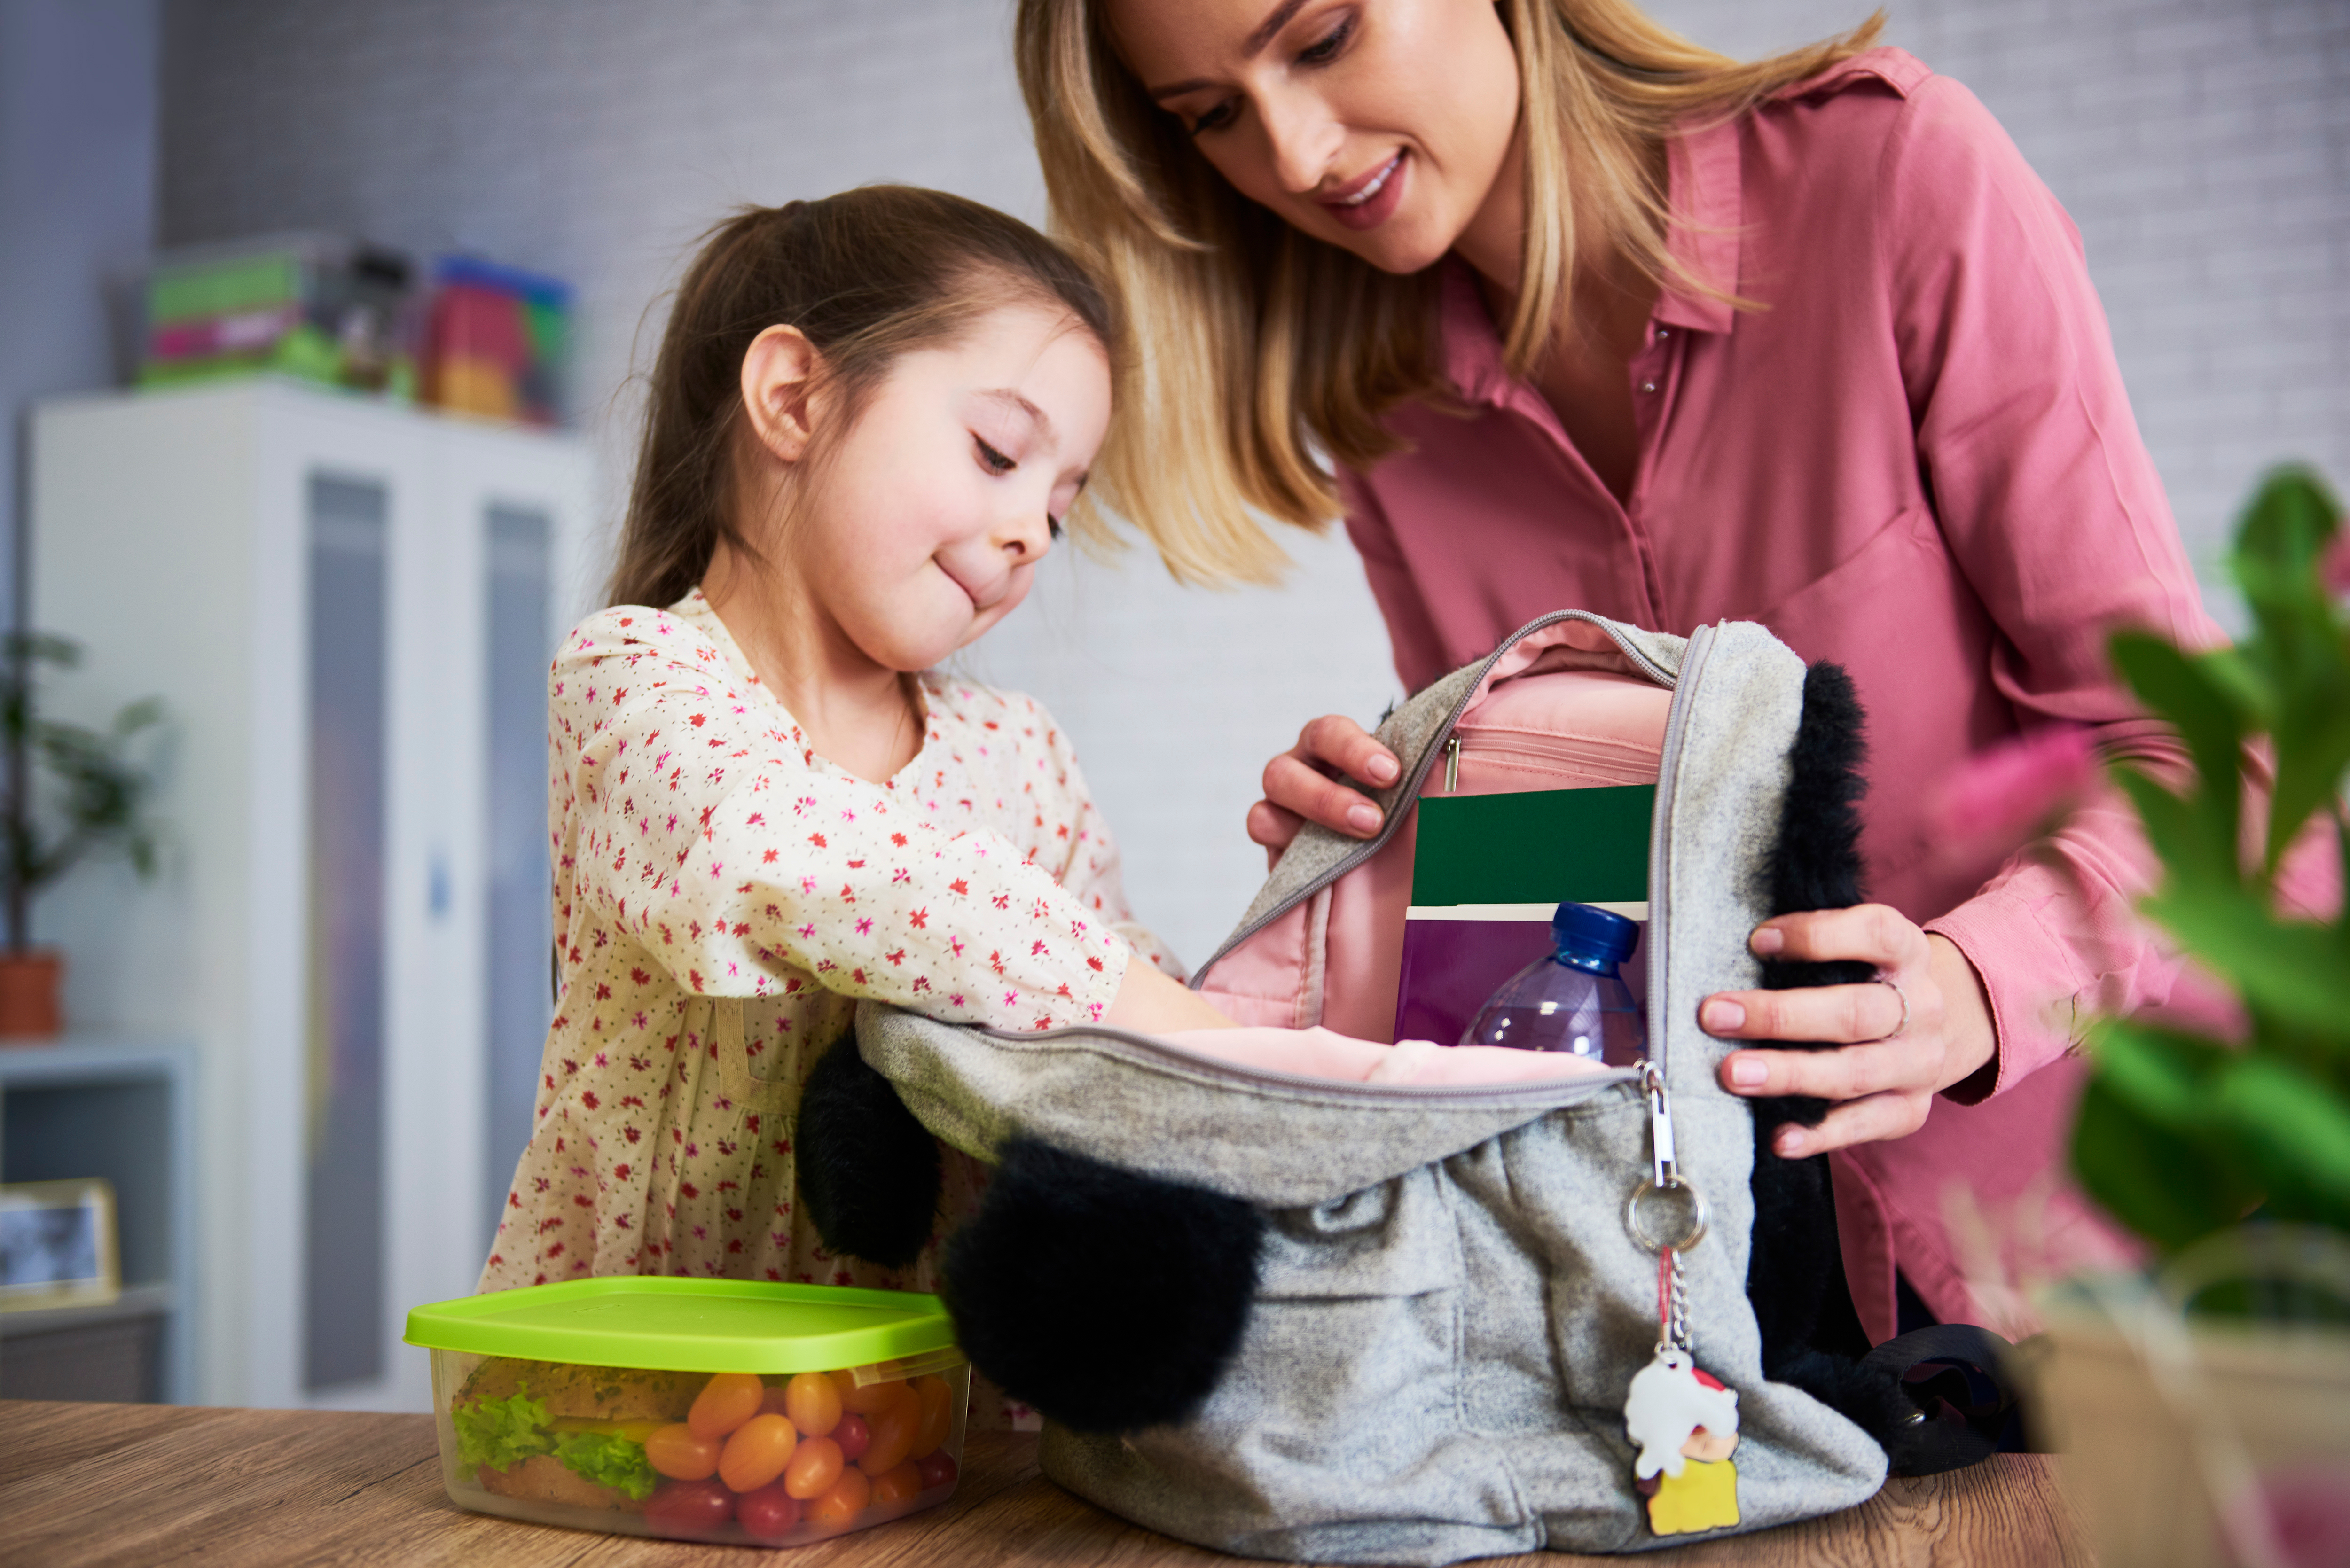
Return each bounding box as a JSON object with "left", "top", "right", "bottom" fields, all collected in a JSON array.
[{"left": 0, "top": 1400, "right": 2092, "bottom": 1566}]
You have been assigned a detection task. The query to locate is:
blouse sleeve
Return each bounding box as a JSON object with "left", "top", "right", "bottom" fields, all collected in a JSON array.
[
  {"left": 1877, "top": 76, "right": 2229, "bottom": 1095},
  {"left": 553, "top": 610, "right": 1130, "bottom": 1031},
  {"left": 1021, "top": 701, "right": 1186, "bottom": 979}
]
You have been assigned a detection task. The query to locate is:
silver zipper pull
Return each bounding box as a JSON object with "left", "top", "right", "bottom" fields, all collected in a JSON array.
[
  {"left": 1444, "top": 735, "right": 1460, "bottom": 793},
  {"left": 1639, "top": 1060, "right": 1678, "bottom": 1189}
]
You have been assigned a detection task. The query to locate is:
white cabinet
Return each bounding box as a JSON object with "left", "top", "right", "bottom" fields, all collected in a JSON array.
[{"left": 30, "top": 380, "right": 600, "bottom": 1411}]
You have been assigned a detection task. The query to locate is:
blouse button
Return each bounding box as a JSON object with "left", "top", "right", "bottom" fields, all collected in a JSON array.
[
  {"left": 1639, "top": 380, "right": 1658, "bottom": 394},
  {"left": 1655, "top": 327, "right": 1671, "bottom": 339}
]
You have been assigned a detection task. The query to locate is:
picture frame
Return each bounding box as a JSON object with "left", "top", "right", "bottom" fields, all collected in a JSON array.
[{"left": 0, "top": 1178, "right": 121, "bottom": 1312}]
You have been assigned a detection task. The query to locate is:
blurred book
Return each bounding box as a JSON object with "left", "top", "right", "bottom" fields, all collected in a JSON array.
[
  {"left": 130, "top": 234, "right": 417, "bottom": 397},
  {"left": 422, "top": 256, "right": 570, "bottom": 426}
]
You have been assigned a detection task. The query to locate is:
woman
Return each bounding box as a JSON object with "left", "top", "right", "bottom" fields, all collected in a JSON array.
[{"left": 1014, "top": 0, "right": 2215, "bottom": 1340}]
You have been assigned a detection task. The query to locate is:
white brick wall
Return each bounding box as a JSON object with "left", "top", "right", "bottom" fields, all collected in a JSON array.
[{"left": 158, "top": 0, "right": 2347, "bottom": 963}]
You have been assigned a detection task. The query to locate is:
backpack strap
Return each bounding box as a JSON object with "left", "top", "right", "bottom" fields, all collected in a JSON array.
[{"left": 1862, "top": 1323, "right": 2024, "bottom": 1475}]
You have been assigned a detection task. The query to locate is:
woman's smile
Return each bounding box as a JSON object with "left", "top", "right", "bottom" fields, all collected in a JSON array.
[{"left": 1318, "top": 148, "right": 1406, "bottom": 229}]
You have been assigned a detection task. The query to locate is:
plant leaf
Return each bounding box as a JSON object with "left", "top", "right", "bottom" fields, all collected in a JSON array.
[
  {"left": 2107, "top": 632, "right": 2245, "bottom": 875},
  {"left": 2072, "top": 1029, "right": 2258, "bottom": 1252},
  {"left": 2214, "top": 1056, "right": 2350, "bottom": 1233},
  {"left": 2138, "top": 883, "right": 2350, "bottom": 1054}
]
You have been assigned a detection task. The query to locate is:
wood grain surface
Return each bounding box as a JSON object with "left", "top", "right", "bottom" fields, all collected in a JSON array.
[{"left": 0, "top": 1400, "right": 2094, "bottom": 1567}]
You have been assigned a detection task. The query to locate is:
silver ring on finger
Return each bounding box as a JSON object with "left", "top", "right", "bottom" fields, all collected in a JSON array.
[{"left": 1872, "top": 973, "right": 1910, "bottom": 1041}]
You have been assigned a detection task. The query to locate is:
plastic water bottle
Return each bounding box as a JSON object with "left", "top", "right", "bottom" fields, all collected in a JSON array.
[{"left": 1458, "top": 902, "right": 1645, "bottom": 1064}]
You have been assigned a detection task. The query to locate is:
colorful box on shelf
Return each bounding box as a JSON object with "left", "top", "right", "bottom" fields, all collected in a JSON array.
[
  {"left": 405, "top": 1278, "right": 967, "bottom": 1547},
  {"left": 133, "top": 234, "right": 416, "bottom": 397},
  {"left": 422, "top": 256, "right": 571, "bottom": 426}
]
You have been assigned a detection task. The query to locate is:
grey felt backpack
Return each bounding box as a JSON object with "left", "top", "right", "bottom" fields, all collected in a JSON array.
[{"left": 803, "top": 611, "right": 1997, "bottom": 1562}]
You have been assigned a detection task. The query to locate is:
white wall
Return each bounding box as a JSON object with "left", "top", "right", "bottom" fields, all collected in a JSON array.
[{"left": 157, "top": 0, "right": 2349, "bottom": 963}]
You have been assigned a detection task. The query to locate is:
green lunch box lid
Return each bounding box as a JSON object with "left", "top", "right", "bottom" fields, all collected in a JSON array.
[{"left": 403, "top": 1278, "right": 961, "bottom": 1375}]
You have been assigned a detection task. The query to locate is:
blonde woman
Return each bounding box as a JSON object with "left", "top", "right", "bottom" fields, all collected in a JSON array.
[{"left": 1015, "top": 0, "right": 2230, "bottom": 1342}]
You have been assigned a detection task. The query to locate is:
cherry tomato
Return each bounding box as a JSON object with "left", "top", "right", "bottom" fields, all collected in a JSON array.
[
  {"left": 644, "top": 1422, "right": 721, "bottom": 1481},
  {"left": 869, "top": 1460, "right": 923, "bottom": 1508},
  {"left": 832, "top": 1412, "right": 871, "bottom": 1463},
  {"left": 736, "top": 1481, "right": 804, "bottom": 1543},
  {"left": 643, "top": 1477, "right": 735, "bottom": 1538},
  {"left": 840, "top": 1374, "right": 908, "bottom": 1416},
  {"left": 809, "top": 1466, "right": 871, "bottom": 1528},
  {"left": 911, "top": 1375, "right": 954, "bottom": 1459},
  {"left": 783, "top": 1370, "right": 843, "bottom": 1438},
  {"left": 688, "top": 1371, "right": 766, "bottom": 1440},
  {"left": 718, "top": 1412, "right": 797, "bottom": 1493},
  {"left": 782, "top": 1435, "right": 843, "bottom": 1500},
  {"left": 856, "top": 1384, "right": 921, "bottom": 1476},
  {"left": 914, "top": 1450, "right": 958, "bottom": 1491}
]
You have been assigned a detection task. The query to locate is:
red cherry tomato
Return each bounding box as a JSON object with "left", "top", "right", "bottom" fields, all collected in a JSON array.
[
  {"left": 643, "top": 1477, "right": 736, "bottom": 1538},
  {"left": 856, "top": 1384, "right": 921, "bottom": 1475},
  {"left": 689, "top": 1371, "right": 766, "bottom": 1440},
  {"left": 644, "top": 1422, "right": 721, "bottom": 1481},
  {"left": 736, "top": 1481, "right": 804, "bottom": 1543},
  {"left": 914, "top": 1450, "right": 958, "bottom": 1491},
  {"left": 869, "top": 1460, "right": 923, "bottom": 1508},
  {"left": 782, "top": 1435, "right": 843, "bottom": 1500},
  {"left": 783, "top": 1370, "right": 843, "bottom": 1438},
  {"left": 840, "top": 1375, "right": 909, "bottom": 1417},
  {"left": 718, "top": 1412, "right": 797, "bottom": 1493},
  {"left": 832, "top": 1412, "right": 871, "bottom": 1462},
  {"left": 911, "top": 1375, "right": 954, "bottom": 1459},
  {"left": 809, "top": 1466, "right": 871, "bottom": 1528}
]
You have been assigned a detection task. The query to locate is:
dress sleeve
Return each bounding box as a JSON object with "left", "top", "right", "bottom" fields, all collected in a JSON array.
[
  {"left": 1876, "top": 76, "right": 2231, "bottom": 1095},
  {"left": 554, "top": 611, "right": 1129, "bottom": 1031},
  {"left": 1021, "top": 702, "right": 1186, "bottom": 980}
]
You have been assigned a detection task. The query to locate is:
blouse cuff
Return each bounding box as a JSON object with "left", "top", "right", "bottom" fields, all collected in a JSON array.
[{"left": 1922, "top": 889, "right": 2081, "bottom": 1102}]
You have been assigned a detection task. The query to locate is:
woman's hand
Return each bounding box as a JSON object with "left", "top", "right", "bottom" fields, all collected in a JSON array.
[
  {"left": 1104, "top": 958, "right": 1237, "bottom": 1033},
  {"left": 1703, "top": 905, "right": 1998, "bottom": 1157},
  {"left": 1246, "top": 716, "right": 1402, "bottom": 865}
]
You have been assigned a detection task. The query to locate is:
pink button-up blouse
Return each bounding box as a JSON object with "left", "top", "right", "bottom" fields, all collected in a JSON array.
[{"left": 1336, "top": 48, "right": 2205, "bottom": 1339}]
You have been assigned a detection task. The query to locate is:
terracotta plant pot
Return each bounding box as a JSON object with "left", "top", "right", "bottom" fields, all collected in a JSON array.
[
  {"left": 0, "top": 948, "right": 64, "bottom": 1040},
  {"left": 2031, "top": 1239, "right": 2350, "bottom": 1568}
]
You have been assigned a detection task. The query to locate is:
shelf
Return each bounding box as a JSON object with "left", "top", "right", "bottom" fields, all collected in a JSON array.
[
  {"left": 0, "top": 1036, "right": 194, "bottom": 1085},
  {"left": 0, "top": 1280, "right": 175, "bottom": 1338}
]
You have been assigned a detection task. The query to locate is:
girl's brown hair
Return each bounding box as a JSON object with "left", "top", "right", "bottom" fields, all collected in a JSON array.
[
  {"left": 610, "top": 184, "right": 1117, "bottom": 608},
  {"left": 1017, "top": 0, "right": 1882, "bottom": 584}
]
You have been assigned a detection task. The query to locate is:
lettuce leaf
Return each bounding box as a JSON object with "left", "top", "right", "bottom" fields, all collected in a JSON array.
[
  {"left": 453, "top": 1389, "right": 556, "bottom": 1474},
  {"left": 553, "top": 1431, "right": 659, "bottom": 1500}
]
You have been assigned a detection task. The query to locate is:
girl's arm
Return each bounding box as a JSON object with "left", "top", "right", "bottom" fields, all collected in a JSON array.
[{"left": 555, "top": 611, "right": 1131, "bottom": 1031}]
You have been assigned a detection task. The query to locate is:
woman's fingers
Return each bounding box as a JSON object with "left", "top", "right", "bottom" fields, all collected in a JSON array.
[
  {"left": 1770, "top": 1090, "right": 1933, "bottom": 1157},
  {"left": 1245, "top": 798, "right": 1305, "bottom": 864},
  {"left": 1716, "top": 1038, "right": 1923, "bottom": 1102},
  {"left": 1253, "top": 715, "right": 1401, "bottom": 841},
  {"left": 1699, "top": 980, "right": 1907, "bottom": 1047},
  {"left": 1751, "top": 903, "right": 1927, "bottom": 969}
]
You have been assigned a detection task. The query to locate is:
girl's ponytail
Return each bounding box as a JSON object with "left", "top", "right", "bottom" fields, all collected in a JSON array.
[{"left": 610, "top": 187, "right": 1115, "bottom": 609}]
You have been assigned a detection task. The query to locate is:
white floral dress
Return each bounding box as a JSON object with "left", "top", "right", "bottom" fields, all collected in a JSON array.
[{"left": 481, "top": 591, "right": 1175, "bottom": 1370}]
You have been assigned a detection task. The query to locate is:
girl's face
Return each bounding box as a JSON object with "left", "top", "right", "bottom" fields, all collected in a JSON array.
[
  {"left": 1106, "top": 0, "right": 1523, "bottom": 277},
  {"left": 791, "top": 301, "right": 1110, "bottom": 673}
]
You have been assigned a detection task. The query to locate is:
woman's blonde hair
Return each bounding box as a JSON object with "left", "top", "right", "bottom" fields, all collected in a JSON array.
[{"left": 1018, "top": 0, "right": 1883, "bottom": 584}]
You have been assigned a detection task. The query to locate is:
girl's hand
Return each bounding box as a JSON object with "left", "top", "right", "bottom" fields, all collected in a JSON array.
[
  {"left": 1702, "top": 906, "right": 1998, "bottom": 1157},
  {"left": 1105, "top": 959, "right": 1238, "bottom": 1033},
  {"left": 1247, "top": 716, "right": 1402, "bottom": 865}
]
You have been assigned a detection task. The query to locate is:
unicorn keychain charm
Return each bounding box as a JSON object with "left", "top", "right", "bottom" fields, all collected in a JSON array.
[{"left": 1622, "top": 1062, "right": 1741, "bottom": 1536}]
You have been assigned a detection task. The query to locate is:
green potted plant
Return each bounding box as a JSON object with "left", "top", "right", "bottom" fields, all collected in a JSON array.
[
  {"left": 0, "top": 631, "right": 166, "bottom": 1039},
  {"left": 2032, "top": 467, "right": 2350, "bottom": 1568}
]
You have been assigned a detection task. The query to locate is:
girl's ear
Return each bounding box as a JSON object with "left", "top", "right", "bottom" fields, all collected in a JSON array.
[{"left": 740, "top": 324, "right": 822, "bottom": 462}]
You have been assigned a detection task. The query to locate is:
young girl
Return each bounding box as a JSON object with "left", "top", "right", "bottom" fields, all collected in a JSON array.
[{"left": 480, "top": 187, "right": 1229, "bottom": 1318}]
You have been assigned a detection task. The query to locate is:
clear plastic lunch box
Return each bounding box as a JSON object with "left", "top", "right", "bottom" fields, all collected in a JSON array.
[{"left": 404, "top": 1278, "right": 969, "bottom": 1546}]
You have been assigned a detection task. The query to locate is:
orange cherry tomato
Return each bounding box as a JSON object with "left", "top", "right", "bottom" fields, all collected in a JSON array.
[
  {"left": 644, "top": 1422, "right": 721, "bottom": 1481},
  {"left": 782, "top": 1435, "right": 843, "bottom": 1500},
  {"left": 869, "top": 1460, "right": 923, "bottom": 1508},
  {"left": 840, "top": 1374, "right": 909, "bottom": 1417},
  {"left": 689, "top": 1371, "right": 767, "bottom": 1441},
  {"left": 856, "top": 1384, "right": 921, "bottom": 1476},
  {"left": 783, "top": 1370, "right": 843, "bottom": 1438},
  {"left": 718, "top": 1412, "right": 798, "bottom": 1493},
  {"left": 911, "top": 1375, "right": 954, "bottom": 1459},
  {"left": 809, "top": 1465, "right": 871, "bottom": 1528}
]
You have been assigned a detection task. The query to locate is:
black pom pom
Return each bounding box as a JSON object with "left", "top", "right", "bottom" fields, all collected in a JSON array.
[
  {"left": 942, "top": 1138, "right": 1263, "bottom": 1434},
  {"left": 794, "top": 1032, "right": 940, "bottom": 1269}
]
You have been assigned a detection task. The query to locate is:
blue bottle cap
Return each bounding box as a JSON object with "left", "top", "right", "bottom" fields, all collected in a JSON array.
[{"left": 1550, "top": 901, "right": 1639, "bottom": 967}]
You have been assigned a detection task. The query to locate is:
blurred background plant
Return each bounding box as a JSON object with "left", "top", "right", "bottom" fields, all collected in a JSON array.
[
  {"left": 1, "top": 630, "right": 166, "bottom": 952},
  {"left": 2067, "top": 466, "right": 2349, "bottom": 1319}
]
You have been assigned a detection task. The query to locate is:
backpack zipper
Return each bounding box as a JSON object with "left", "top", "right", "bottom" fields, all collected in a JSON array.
[
  {"left": 981, "top": 1021, "right": 1638, "bottom": 1106},
  {"left": 1193, "top": 610, "right": 1681, "bottom": 982},
  {"left": 1643, "top": 619, "right": 1715, "bottom": 1090}
]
